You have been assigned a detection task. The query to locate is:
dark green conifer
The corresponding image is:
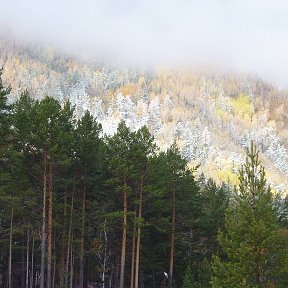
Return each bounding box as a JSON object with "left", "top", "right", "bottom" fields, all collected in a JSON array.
[{"left": 212, "top": 143, "right": 288, "bottom": 287}]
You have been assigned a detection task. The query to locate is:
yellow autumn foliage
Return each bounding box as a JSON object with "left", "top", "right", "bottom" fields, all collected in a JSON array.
[
  {"left": 216, "top": 108, "right": 228, "bottom": 120},
  {"left": 217, "top": 168, "right": 239, "bottom": 186},
  {"left": 231, "top": 94, "right": 254, "bottom": 118},
  {"left": 119, "top": 84, "right": 135, "bottom": 96}
]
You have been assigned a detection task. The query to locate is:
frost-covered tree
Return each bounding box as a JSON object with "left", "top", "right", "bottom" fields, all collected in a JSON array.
[
  {"left": 140, "top": 85, "right": 150, "bottom": 103},
  {"left": 199, "top": 127, "right": 211, "bottom": 163},
  {"left": 101, "top": 116, "right": 119, "bottom": 137},
  {"left": 117, "top": 93, "right": 137, "bottom": 130},
  {"left": 267, "top": 139, "right": 288, "bottom": 175},
  {"left": 240, "top": 131, "right": 250, "bottom": 148},
  {"left": 181, "top": 122, "right": 193, "bottom": 161},
  {"left": 148, "top": 96, "right": 161, "bottom": 135},
  {"left": 164, "top": 93, "right": 173, "bottom": 109},
  {"left": 91, "top": 70, "right": 107, "bottom": 94},
  {"left": 174, "top": 119, "right": 184, "bottom": 140},
  {"left": 105, "top": 69, "right": 122, "bottom": 91},
  {"left": 107, "top": 97, "right": 115, "bottom": 117},
  {"left": 69, "top": 83, "right": 89, "bottom": 118},
  {"left": 245, "top": 81, "right": 255, "bottom": 102},
  {"left": 90, "top": 97, "right": 105, "bottom": 121},
  {"left": 53, "top": 85, "right": 64, "bottom": 103},
  {"left": 136, "top": 99, "right": 149, "bottom": 129},
  {"left": 194, "top": 118, "right": 202, "bottom": 142},
  {"left": 181, "top": 119, "right": 203, "bottom": 162},
  {"left": 218, "top": 89, "right": 231, "bottom": 113},
  {"left": 229, "top": 152, "right": 245, "bottom": 173}
]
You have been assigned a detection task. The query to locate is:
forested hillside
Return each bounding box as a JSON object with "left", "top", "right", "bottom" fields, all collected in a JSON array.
[
  {"left": 0, "top": 38, "right": 287, "bottom": 194},
  {"left": 0, "top": 37, "right": 288, "bottom": 288},
  {"left": 0, "top": 68, "right": 288, "bottom": 287}
]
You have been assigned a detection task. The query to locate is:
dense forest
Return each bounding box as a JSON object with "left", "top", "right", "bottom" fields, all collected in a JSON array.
[
  {"left": 1, "top": 68, "right": 288, "bottom": 288},
  {"left": 0, "top": 39, "right": 287, "bottom": 195}
]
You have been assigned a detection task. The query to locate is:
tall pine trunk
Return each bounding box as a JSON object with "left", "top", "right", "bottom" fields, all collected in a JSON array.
[
  {"left": 21, "top": 243, "right": 25, "bottom": 288},
  {"left": 119, "top": 182, "right": 128, "bottom": 288},
  {"left": 79, "top": 185, "right": 86, "bottom": 288},
  {"left": 8, "top": 207, "right": 13, "bottom": 288},
  {"left": 69, "top": 235, "right": 74, "bottom": 288},
  {"left": 26, "top": 230, "right": 30, "bottom": 288},
  {"left": 59, "top": 190, "right": 67, "bottom": 287},
  {"left": 30, "top": 235, "right": 34, "bottom": 288},
  {"left": 40, "top": 152, "right": 47, "bottom": 288},
  {"left": 52, "top": 235, "right": 56, "bottom": 288},
  {"left": 115, "top": 255, "right": 120, "bottom": 287},
  {"left": 135, "top": 175, "right": 144, "bottom": 288},
  {"left": 47, "top": 159, "right": 53, "bottom": 288},
  {"left": 65, "top": 173, "right": 76, "bottom": 286},
  {"left": 130, "top": 211, "right": 136, "bottom": 288},
  {"left": 101, "top": 219, "right": 108, "bottom": 288},
  {"left": 169, "top": 190, "right": 176, "bottom": 288}
]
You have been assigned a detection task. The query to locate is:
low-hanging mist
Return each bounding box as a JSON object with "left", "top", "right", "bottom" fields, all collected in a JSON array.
[{"left": 1, "top": 0, "right": 288, "bottom": 87}]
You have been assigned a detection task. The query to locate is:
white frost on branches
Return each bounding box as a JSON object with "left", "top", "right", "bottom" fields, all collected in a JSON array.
[
  {"left": 148, "top": 96, "right": 162, "bottom": 135},
  {"left": 267, "top": 140, "right": 288, "bottom": 175}
]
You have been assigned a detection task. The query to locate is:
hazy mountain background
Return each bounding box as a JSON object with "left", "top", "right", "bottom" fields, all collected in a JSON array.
[{"left": 0, "top": 38, "right": 287, "bottom": 194}]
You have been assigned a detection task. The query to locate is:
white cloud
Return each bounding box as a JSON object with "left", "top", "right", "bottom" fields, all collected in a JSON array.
[{"left": 1, "top": 0, "right": 288, "bottom": 87}]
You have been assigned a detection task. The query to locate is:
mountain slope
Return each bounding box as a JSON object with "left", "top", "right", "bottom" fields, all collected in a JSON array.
[{"left": 1, "top": 38, "right": 287, "bottom": 193}]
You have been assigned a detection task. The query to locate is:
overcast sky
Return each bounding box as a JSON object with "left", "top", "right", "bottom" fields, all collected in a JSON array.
[{"left": 1, "top": 0, "right": 288, "bottom": 87}]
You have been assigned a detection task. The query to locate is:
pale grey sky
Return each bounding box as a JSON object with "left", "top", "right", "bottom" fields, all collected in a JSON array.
[{"left": 1, "top": 0, "right": 288, "bottom": 87}]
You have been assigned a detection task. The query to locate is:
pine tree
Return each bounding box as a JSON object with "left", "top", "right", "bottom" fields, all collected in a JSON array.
[
  {"left": 212, "top": 142, "right": 288, "bottom": 287},
  {"left": 130, "top": 126, "right": 156, "bottom": 288},
  {"left": 105, "top": 122, "right": 134, "bottom": 288},
  {"left": 182, "top": 265, "right": 198, "bottom": 288},
  {"left": 74, "top": 111, "right": 102, "bottom": 288},
  {"left": 151, "top": 143, "right": 188, "bottom": 287},
  {"left": 12, "top": 95, "right": 75, "bottom": 288},
  {"left": 0, "top": 69, "right": 13, "bottom": 288},
  {"left": 0, "top": 67, "right": 12, "bottom": 206},
  {"left": 198, "top": 258, "right": 212, "bottom": 288},
  {"left": 0, "top": 68, "right": 11, "bottom": 158},
  {"left": 201, "top": 180, "right": 229, "bottom": 258}
]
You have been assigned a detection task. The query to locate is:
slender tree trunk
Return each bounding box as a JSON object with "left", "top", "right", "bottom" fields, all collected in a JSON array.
[
  {"left": 79, "top": 185, "right": 86, "bottom": 288},
  {"left": 69, "top": 236, "right": 74, "bottom": 288},
  {"left": 169, "top": 190, "right": 176, "bottom": 288},
  {"left": 109, "top": 271, "right": 112, "bottom": 288},
  {"left": 47, "top": 159, "right": 53, "bottom": 288},
  {"left": 30, "top": 235, "right": 34, "bottom": 288},
  {"left": 40, "top": 152, "right": 47, "bottom": 288},
  {"left": 115, "top": 255, "right": 120, "bottom": 288},
  {"left": 101, "top": 219, "right": 108, "bottom": 288},
  {"left": 65, "top": 173, "right": 76, "bottom": 286},
  {"left": 26, "top": 230, "right": 30, "bottom": 288},
  {"left": 59, "top": 190, "right": 67, "bottom": 287},
  {"left": 52, "top": 235, "right": 56, "bottom": 288},
  {"left": 130, "top": 211, "right": 136, "bottom": 288},
  {"left": 135, "top": 175, "right": 144, "bottom": 288},
  {"left": 8, "top": 207, "right": 13, "bottom": 288},
  {"left": 120, "top": 183, "right": 128, "bottom": 288},
  {"left": 21, "top": 241, "right": 25, "bottom": 288},
  {"left": 152, "top": 269, "right": 156, "bottom": 288}
]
